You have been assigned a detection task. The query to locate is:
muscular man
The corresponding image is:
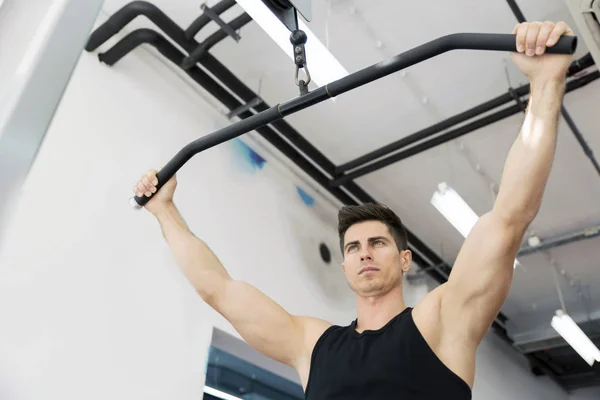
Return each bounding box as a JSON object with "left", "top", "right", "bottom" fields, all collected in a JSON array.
[{"left": 134, "top": 21, "right": 574, "bottom": 399}]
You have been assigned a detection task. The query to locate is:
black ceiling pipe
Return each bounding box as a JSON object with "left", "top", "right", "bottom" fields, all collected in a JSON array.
[
  {"left": 85, "top": 1, "right": 193, "bottom": 53},
  {"left": 331, "top": 103, "right": 523, "bottom": 187},
  {"left": 335, "top": 92, "right": 525, "bottom": 175},
  {"left": 506, "top": 0, "right": 527, "bottom": 23},
  {"left": 184, "top": 0, "right": 237, "bottom": 39},
  {"left": 95, "top": 27, "right": 449, "bottom": 285},
  {"left": 330, "top": 69, "right": 599, "bottom": 186}
]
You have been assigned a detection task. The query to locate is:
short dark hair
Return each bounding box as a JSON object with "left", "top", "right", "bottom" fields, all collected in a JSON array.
[{"left": 337, "top": 202, "right": 408, "bottom": 255}]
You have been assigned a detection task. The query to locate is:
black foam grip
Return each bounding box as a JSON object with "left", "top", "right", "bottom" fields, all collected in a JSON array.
[
  {"left": 132, "top": 160, "right": 180, "bottom": 207},
  {"left": 485, "top": 33, "right": 577, "bottom": 54}
]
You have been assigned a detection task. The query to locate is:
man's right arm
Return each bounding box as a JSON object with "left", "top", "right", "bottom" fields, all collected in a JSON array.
[
  {"left": 156, "top": 203, "right": 330, "bottom": 374},
  {"left": 134, "top": 170, "right": 331, "bottom": 378}
]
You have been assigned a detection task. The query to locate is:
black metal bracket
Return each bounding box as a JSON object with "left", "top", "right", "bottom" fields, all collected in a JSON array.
[
  {"left": 508, "top": 87, "right": 526, "bottom": 112},
  {"left": 201, "top": 3, "right": 241, "bottom": 42},
  {"left": 226, "top": 97, "right": 263, "bottom": 119}
]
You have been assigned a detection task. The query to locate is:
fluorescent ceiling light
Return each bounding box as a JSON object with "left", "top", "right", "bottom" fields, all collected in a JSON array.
[
  {"left": 235, "top": 0, "right": 348, "bottom": 86},
  {"left": 552, "top": 311, "right": 600, "bottom": 366},
  {"left": 431, "top": 182, "right": 479, "bottom": 238},
  {"left": 431, "top": 182, "right": 522, "bottom": 269},
  {"left": 551, "top": 309, "right": 600, "bottom": 367},
  {"left": 204, "top": 386, "right": 244, "bottom": 400}
]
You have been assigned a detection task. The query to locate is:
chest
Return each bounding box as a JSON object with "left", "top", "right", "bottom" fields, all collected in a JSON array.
[
  {"left": 305, "top": 323, "right": 471, "bottom": 400},
  {"left": 308, "top": 331, "right": 422, "bottom": 397}
]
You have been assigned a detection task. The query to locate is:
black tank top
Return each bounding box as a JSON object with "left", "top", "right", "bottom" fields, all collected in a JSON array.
[{"left": 304, "top": 307, "right": 472, "bottom": 399}]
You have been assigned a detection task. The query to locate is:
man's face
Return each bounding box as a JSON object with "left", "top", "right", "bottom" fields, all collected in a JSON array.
[{"left": 341, "top": 220, "right": 412, "bottom": 297}]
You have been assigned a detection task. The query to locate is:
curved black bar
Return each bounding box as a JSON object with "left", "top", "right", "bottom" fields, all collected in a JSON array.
[
  {"left": 130, "top": 32, "right": 577, "bottom": 208},
  {"left": 184, "top": 0, "right": 237, "bottom": 39},
  {"left": 181, "top": 13, "right": 253, "bottom": 70}
]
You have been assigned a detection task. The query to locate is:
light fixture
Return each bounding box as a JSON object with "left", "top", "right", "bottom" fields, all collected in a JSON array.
[
  {"left": 551, "top": 309, "right": 600, "bottom": 367},
  {"left": 204, "top": 386, "right": 244, "bottom": 400},
  {"left": 431, "top": 182, "right": 479, "bottom": 238},
  {"left": 234, "top": 0, "right": 349, "bottom": 86},
  {"left": 431, "top": 182, "right": 522, "bottom": 268}
]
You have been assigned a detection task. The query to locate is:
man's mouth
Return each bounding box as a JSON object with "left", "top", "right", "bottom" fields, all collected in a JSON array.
[{"left": 359, "top": 266, "right": 379, "bottom": 275}]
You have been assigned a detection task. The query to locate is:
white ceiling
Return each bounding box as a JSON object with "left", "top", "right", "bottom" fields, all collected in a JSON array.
[{"left": 99, "top": 0, "right": 600, "bottom": 340}]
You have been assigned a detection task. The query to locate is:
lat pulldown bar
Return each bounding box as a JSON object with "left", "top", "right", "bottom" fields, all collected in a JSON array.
[{"left": 130, "top": 33, "right": 577, "bottom": 208}]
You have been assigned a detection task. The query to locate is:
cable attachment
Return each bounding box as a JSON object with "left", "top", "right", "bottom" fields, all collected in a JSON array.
[{"left": 290, "top": 29, "right": 311, "bottom": 95}]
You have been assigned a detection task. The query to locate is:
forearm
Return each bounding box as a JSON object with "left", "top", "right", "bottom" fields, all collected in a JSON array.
[
  {"left": 493, "top": 78, "right": 566, "bottom": 224},
  {"left": 155, "top": 203, "right": 231, "bottom": 302}
]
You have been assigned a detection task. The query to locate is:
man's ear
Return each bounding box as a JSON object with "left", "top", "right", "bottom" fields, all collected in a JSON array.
[
  {"left": 341, "top": 262, "right": 346, "bottom": 273},
  {"left": 400, "top": 250, "right": 412, "bottom": 273}
]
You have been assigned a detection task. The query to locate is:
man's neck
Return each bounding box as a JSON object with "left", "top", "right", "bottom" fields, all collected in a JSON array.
[{"left": 354, "top": 286, "right": 406, "bottom": 333}]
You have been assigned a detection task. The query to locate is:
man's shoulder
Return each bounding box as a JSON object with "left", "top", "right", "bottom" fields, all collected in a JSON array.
[{"left": 296, "top": 316, "right": 335, "bottom": 343}]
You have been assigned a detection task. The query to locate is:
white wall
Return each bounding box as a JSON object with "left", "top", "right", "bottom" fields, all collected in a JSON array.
[{"left": 0, "top": 13, "right": 574, "bottom": 400}]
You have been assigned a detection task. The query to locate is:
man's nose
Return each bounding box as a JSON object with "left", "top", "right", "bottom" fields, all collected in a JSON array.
[{"left": 360, "top": 249, "right": 373, "bottom": 261}]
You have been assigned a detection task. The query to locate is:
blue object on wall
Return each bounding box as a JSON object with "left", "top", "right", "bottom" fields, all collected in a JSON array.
[
  {"left": 296, "top": 186, "right": 315, "bottom": 207},
  {"left": 230, "top": 138, "right": 266, "bottom": 172}
]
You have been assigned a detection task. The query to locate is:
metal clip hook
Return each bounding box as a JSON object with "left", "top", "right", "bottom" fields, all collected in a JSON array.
[{"left": 295, "top": 63, "right": 311, "bottom": 86}]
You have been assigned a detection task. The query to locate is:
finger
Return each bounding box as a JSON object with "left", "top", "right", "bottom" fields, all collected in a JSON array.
[
  {"left": 145, "top": 171, "right": 158, "bottom": 188},
  {"left": 136, "top": 181, "right": 149, "bottom": 197},
  {"left": 515, "top": 23, "right": 528, "bottom": 53},
  {"left": 536, "top": 21, "right": 555, "bottom": 55},
  {"left": 525, "top": 22, "right": 541, "bottom": 56},
  {"left": 133, "top": 184, "right": 143, "bottom": 198},
  {"left": 141, "top": 175, "right": 156, "bottom": 195},
  {"left": 547, "top": 21, "right": 568, "bottom": 46},
  {"left": 148, "top": 169, "right": 159, "bottom": 186}
]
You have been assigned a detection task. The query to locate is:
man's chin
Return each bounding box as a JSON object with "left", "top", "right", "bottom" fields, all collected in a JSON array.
[{"left": 357, "top": 282, "right": 386, "bottom": 296}]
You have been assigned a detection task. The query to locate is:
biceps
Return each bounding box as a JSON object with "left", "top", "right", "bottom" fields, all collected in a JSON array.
[
  {"left": 442, "top": 213, "right": 525, "bottom": 341},
  {"left": 213, "top": 280, "right": 304, "bottom": 367}
]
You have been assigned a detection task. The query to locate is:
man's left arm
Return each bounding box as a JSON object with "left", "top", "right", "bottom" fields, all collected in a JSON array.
[{"left": 440, "top": 21, "right": 574, "bottom": 346}]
